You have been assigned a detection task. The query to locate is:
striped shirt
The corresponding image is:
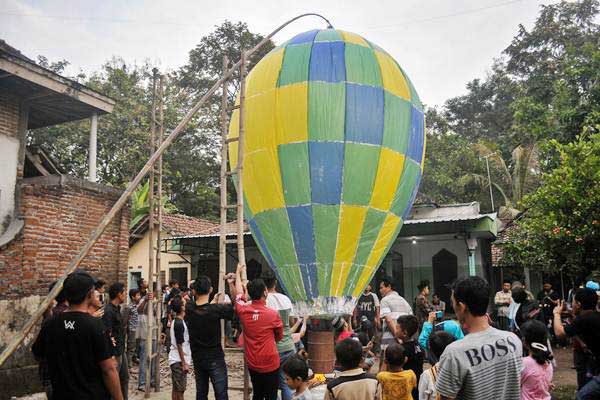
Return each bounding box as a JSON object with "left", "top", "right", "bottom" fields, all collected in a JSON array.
[
  {"left": 128, "top": 302, "right": 139, "bottom": 332},
  {"left": 435, "top": 327, "right": 522, "bottom": 400}
]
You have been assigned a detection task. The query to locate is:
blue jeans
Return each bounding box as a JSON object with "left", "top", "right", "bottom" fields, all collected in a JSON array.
[
  {"left": 138, "top": 339, "right": 157, "bottom": 388},
  {"left": 577, "top": 376, "right": 600, "bottom": 400},
  {"left": 277, "top": 350, "right": 295, "bottom": 400},
  {"left": 194, "top": 355, "right": 228, "bottom": 400}
]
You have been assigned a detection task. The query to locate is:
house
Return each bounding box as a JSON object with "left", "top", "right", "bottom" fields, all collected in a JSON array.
[
  {"left": 164, "top": 202, "right": 499, "bottom": 309},
  {"left": 128, "top": 213, "right": 218, "bottom": 289},
  {"left": 0, "top": 40, "right": 128, "bottom": 398}
]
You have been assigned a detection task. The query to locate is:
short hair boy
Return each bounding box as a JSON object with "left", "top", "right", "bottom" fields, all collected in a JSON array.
[
  {"left": 325, "top": 339, "right": 379, "bottom": 400},
  {"left": 377, "top": 343, "right": 416, "bottom": 400},
  {"left": 282, "top": 355, "right": 313, "bottom": 400},
  {"left": 395, "top": 314, "right": 424, "bottom": 399},
  {"left": 418, "top": 331, "right": 456, "bottom": 400}
]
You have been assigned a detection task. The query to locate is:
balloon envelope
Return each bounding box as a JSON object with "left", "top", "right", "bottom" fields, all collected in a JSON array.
[{"left": 229, "top": 29, "right": 425, "bottom": 316}]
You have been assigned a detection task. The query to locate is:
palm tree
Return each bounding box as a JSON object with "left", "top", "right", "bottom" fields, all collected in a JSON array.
[{"left": 461, "top": 142, "right": 540, "bottom": 218}]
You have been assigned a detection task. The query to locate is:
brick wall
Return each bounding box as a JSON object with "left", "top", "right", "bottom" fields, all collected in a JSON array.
[
  {"left": 0, "top": 175, "right": 130, "bottom": 298},
  {"left": 0, "top": 175, "right": 130, "bottom": 398},
  {"left": 0, "top": 92, "right": 19, "bottom": 138}
]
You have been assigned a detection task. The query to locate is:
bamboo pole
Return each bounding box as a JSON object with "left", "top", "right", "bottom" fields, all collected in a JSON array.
[
  {"left": 0, "top": 12, "right": 333, "bottom": 368},
  {"left": 237, "top": 50, "right": 250, "bottom": 400},
  {"left": 219, "top": 55, "right": 229, "bottom": 347},
  {"left": 153, "top": 73, "right": 165, "bottom": 392},
  {"left": 145, "top": 67, "right": 158, "bottom": 398},
  {"left": 237, "top": 51, "right": 247, "bottom": 274}
]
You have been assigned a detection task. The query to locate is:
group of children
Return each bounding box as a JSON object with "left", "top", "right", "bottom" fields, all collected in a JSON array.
[
  {"left": 327, "top": 311, "right": 554, "bottom": 400},
  {"left": 161, "top": 285, "right": 555, "bottom": 400}
]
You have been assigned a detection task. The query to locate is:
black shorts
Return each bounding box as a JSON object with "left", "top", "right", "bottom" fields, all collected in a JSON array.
[{"left": 170, "top": 362, "right": 187, "bottom": 392}]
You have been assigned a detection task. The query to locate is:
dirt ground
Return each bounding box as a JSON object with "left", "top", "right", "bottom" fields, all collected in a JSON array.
[
  {"left": 129, "top": 347, "right": 578, "bottom": 400},
  {"left": 17, "top": 346, "right": 578, "bottom": 400}
]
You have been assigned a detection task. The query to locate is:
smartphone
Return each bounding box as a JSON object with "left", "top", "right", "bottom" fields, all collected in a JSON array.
[{"left": 435, "top": 311, "right": 444, "bottom": 319}]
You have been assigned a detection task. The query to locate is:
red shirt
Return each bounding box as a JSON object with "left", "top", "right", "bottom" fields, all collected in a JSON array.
[
  {"left": 336, "top": 330, "right": 354, "bottom": 343},
  {"left": 235, "top": 295, "right": 283, "bottom": 373}
]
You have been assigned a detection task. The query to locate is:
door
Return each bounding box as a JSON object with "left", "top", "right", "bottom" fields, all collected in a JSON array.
[
  {"left": 169, "top": 267, "right": 188, "bottom": 289},
  {"left": 129, "top": 271, "right": 142, "bottom": 291},
  {"left": 432, "top": 249, "right": 458, "bottom": 313}
]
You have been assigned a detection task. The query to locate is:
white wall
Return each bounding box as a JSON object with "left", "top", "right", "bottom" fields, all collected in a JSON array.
[
  {"left": 0, "top": 134, "right": 19, "bottom": 231},
  {"left": 389, "top": 234, "right": 486, "bottom": 302}
]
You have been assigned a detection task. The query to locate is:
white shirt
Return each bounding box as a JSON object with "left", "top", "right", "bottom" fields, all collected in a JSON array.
[
  {"left": 168, "top": 318, "right": 192, "bottom": 366},
  {"left": 419, "top": 366, "right": 437, "bottom": 400},
  {"left": 380, "top": 291, "right": 413, "bottom": 340}
]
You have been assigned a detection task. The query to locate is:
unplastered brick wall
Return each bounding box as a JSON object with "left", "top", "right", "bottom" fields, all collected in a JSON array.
[
  {"left": 0, "top": 92, "right": 19, "bottom": 138},
  {"left": 0, "top": 175, "right": 130, "bottom": 299}
]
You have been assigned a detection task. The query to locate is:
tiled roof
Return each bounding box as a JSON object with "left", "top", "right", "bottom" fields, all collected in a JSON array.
[
  {"left": 190, "top": 221, "right": 250, "bottom": 236},
  {"left": 162, "top": 214, "right": 218, "bottom": 236}
]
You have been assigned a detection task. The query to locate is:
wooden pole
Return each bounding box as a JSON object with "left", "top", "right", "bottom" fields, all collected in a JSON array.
[
  {"left": 145, "top": 67, "right": 158, "bottom": 398},
  {"left": 219, "top": 55, "right": 229, "bottom": 348},
  {"left": 237, "top": 49, "right": 251, "bottom": 400},
  {"left": 237, "top": 51, "right": 247, "bottom": 274},
  {"left": 153, "top": 73, "right": 165, "bottom": 392},
  {"left": 0, "top": 13, "right": 333, "bottom": 368}
]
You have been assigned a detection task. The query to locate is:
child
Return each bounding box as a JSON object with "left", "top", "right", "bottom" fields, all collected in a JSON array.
[
  {"left": 283, "top": 355, "right": 314, "bottom": 400},
  {"left": 334, "top": 317, "right": 354, "bottom": 343},
  {"left": 377, "top": 343, "right": 417, "bottom": 400},
  {"left": 126, "top": 288, "right": 141, "bottom": 366},
  {"left": 168, "top": 297, "right": 191, "bottom": 400},
  {"left": 520, "top": 320, "right": 553, "bottom": 400},
  {"left": 357, "top": 332, "right": 376, "bottom": 371},
  {"left": 396, "top": 315, "right": 424, "bottom": 399},
  {"left": 325, "top": 338, "right": 379, "bottom": 400},
  {"left": 418, "top": 331, "right": 456, "bottom": 400}
]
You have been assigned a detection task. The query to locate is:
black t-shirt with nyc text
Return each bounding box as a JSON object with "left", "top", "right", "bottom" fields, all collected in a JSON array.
[{"left": 32, "top": 311, "right": 113, "bottom": 400}]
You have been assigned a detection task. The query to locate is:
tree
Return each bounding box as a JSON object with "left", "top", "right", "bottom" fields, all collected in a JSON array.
[
  {"left": 419, "top": 108, "right": 491, "bottom": 207},
  {"left": 460, "top": 141, "right": 540, "bottom": 217},
  {"left": 29, "top": 21, "right": 274, "bottom": 220},
  {"left": 499, "top": 133, "right": 600, "bottom": 277},
  {"left": 442, "top": 0, "right": 600, "bottom": 158}
]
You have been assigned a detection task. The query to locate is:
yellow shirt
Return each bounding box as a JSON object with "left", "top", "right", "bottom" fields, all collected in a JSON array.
[{"left": 377, "top": 370, "right": 417, "bottom": 400}]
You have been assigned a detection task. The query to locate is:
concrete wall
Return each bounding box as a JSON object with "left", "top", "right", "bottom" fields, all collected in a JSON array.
[
  {"left": 0, "top": 92, "right": 20, "bottom": 233},
  {"left": 387, "top": 234, "right": 486, "bottom": 303},
  {"left": 0, "top": 175, "right": 130, "bottom": 399},
  {"left": 128, "top": 231, "right": 192, "bottom": 288}
]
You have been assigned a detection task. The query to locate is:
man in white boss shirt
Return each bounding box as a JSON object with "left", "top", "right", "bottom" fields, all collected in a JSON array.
[
  {"left": 379, "top": 276, "right": 413, "bottom": 348},
  {"left": 435, "top": 276, "right": 522, "bottom": 400}
]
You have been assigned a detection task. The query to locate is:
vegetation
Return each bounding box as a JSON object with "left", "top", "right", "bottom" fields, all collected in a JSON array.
[
  {"left": 28, "top": 2, "right": 600, "bottom": 278},
  {"left": 29, "top": 21, "right": 273, "bottom": 219},
  {"left": 499, "top": 134, "right": 600, "bottom": 277}
]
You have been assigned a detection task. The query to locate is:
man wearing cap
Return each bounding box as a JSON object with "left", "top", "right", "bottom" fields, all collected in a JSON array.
[{"left": 32, "top": 270, "right": 123, "bottom": 400}]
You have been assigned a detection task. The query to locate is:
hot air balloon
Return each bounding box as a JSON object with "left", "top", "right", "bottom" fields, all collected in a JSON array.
[{"left": 228, "top": 28, "right": 425, "bottom": 316}]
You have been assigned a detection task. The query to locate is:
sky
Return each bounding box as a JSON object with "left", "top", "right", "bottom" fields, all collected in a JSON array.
[{"left": 1, "top": 0, "right": 560, "bottom": 107}]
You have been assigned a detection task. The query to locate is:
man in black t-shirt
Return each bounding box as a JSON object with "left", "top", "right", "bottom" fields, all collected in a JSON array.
[
  {"left": 537, "top": 282, "right": 560, "bottom": 324},
  {"left": 353, "top": 284, "right": 380, "bottom": 342},
  {"left": 32, "top": 271, "right": 122, "bottom": 400},
  {"left": 186, "top": 275, "right": 237, "bottom": 400},
  {"left": 102, "top": 282, "right": 129, "bottom": 399},
  {"left": 554, "top": 288, "right": 600, "bottom": 395}
]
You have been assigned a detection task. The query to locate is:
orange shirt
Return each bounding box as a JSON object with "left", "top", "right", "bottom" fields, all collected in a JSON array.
[{"left": 377, "top": 369, "right": 417, "bottom": 400}]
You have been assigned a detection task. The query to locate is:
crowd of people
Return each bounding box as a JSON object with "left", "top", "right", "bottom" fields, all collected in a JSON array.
[{"left": 32, "top": 266, "right": 600, "bottom": 400}]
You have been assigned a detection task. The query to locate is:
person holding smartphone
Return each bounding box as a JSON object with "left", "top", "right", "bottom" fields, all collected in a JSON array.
[{"left": 418, "top": 311, "right": 464, "bottom": 362}]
